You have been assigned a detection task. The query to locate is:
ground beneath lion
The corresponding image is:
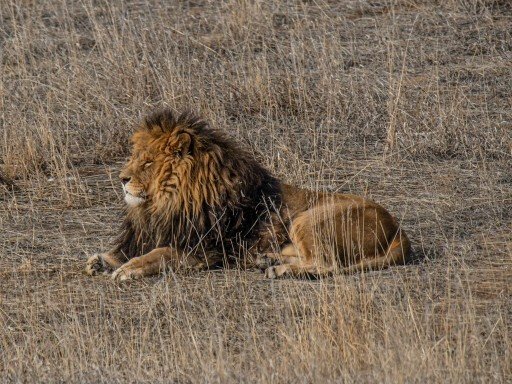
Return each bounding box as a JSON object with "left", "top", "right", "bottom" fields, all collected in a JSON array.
[
  {"left": 1, "top": 158, "right": 510, "bottom": 382},
  {"left": 1, "top": 0, "right": 511, "bottom": 382}
]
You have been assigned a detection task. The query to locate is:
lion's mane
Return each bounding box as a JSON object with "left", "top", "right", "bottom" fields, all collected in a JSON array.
[{"left": 113, "top": 110, "right": 282, "bottom": 262}]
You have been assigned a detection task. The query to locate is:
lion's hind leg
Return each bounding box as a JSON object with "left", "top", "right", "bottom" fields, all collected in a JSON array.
[
  {"left": 264, "top": 238, "right": 408, "bottom": 277},
  {"left": 256, "top": 243, "right": 299, "bottom": 270},
  {"left": 341, "top": 230, "right": 411, "bottom": 274},
  {"left": 264, "top": 262, "right": 334, "bottom": 279},
  {"left": 264, "top": 213, "right": 335, "bottom": 279}
]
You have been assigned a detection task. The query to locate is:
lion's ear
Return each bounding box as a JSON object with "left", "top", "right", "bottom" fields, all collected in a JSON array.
[{"left": 174, "top": 132, "right": 193, "bottom": 158}]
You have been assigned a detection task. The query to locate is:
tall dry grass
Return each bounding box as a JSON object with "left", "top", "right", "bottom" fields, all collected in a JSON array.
[{"left": 0, "top": 0, "right": 510, "bottom": 382}]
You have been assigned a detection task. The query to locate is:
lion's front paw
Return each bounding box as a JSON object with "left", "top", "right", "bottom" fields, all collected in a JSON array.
[
  {"left": 264, "top": 264, "right": 291, "bottom": 279},
  {"left": 255, "top": 254, "right": 274, "bottom": 271},
  {"left": 111, "top": 258, "right": 144, "bottom": 282},
  {"left": 85, "top": 254, "right": 111, "bottom": 276}
]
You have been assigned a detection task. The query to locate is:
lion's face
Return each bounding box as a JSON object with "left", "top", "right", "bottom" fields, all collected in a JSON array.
[
  {"left": 119, "top": 129, "right": 192, "bottom": 208},
  {"left": 119, "top": 135, "right": 159, "bottom": 207},
  {"left": 119, "top": 155, "right": 154, "bottom": 207}
]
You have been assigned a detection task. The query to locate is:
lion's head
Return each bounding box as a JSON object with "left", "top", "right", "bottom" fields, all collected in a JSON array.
[
  {"left": 119, "top": 111, "right": 201, "bottom": 210},
  {"left": 113, "top": 109, "right": 281, "bottom": 259}
]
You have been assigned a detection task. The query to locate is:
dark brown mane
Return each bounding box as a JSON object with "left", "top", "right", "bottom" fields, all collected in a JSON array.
[
  {"left": 143, "top": 109, "right": 208, "bottom": 135},
  {"left": 113, "top": 109, "right": 282, "bottom": 263}
]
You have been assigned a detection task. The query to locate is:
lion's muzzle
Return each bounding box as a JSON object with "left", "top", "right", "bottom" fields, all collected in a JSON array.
[{"left": 122, "top": 184, "right": 147, "bottom": 207}]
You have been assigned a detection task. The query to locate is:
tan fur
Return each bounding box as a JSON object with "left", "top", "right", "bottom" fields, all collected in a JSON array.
[
  {"left": 261, "top": 185, "right": 411, "bottom": 278},
  {"left": 85, "top": 110, "right": 411, "bottom": 280}
]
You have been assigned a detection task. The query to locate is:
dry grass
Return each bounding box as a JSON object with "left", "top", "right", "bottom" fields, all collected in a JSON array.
[{"left": 1, "top": 0, "right": 511, "bottom": 382}]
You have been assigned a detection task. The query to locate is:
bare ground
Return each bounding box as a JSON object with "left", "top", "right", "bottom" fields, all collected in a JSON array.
[{"left": 1, "top": 0, "right": 511, "bottom": 382}]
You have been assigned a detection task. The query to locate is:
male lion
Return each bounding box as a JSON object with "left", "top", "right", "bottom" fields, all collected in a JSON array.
[{"left": 86, "top": 110, "right": 411, "bottom": 281}]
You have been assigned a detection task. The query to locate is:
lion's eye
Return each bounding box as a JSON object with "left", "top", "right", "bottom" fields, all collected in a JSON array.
[{"left": 144, "top": 162, "right": 153, "bottom": 168}]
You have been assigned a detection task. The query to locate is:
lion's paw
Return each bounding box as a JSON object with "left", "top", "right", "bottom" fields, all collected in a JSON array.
[
  {"left": 255, "top": 254, "right": 274, "bottom": 271},
  {"left": 111, "top": 259, "right": 144, "bottom": 282},
  {"left": 264, "top": 265, "right": 291, "bottom": 279},
  {"left": 85, "top": 254, "right": 111, "bottom": 276}
]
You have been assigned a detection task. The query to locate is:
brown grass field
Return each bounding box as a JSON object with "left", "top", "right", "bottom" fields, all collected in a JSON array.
[{"left": 1, "top": 0, "right": 511, "bottom": 382}]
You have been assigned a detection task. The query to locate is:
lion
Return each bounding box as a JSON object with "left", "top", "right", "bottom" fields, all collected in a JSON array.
[{"left": 85, "top": 109, "right": 411, "bottom": 281}]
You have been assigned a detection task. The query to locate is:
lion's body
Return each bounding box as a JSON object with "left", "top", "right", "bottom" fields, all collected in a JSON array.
[{"left": 85, "top": 110, "right": 410, "bottom": 280}]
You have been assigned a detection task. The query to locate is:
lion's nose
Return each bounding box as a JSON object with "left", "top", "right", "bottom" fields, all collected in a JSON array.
[{"left": 121, "top": 177, "right": 131, "bottom": 186}]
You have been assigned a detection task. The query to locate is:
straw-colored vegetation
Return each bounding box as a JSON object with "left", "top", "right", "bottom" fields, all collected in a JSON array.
[{"left": 1, "top": 0, "right": 510, "bottom": 382}]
